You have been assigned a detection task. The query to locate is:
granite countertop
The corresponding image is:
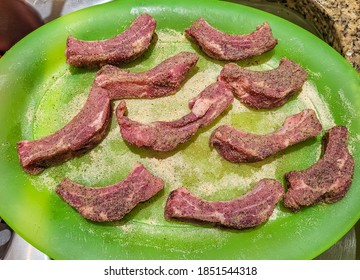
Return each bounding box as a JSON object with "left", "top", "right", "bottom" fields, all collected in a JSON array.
[{"left": 281, "top": 0, "right": 359, "bottom": 71}]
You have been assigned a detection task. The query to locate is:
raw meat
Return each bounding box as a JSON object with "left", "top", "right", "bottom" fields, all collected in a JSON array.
[
  {"left": 164, "top": 179, "right": 284, "bottom": 229},
  {"left": 116, "top": 81, "right": 234, "bottom": 151},
  {"left": 66, "top": 14, "right": 156, "bottom": 68},
  {"left": 56, "top": 163, "right": 164, "bottom": 222},
  {"left": 284, "top": 126, "right": 354, "bottom": 211},
  {"left": 185, "top": 18, "right": 277, "bottom": 61},
  {"left": 17, "top": 84, "right": 111, "bottom": 174},
  {"left": 218, "top": 58, "right": 307, "bottom": 109},
  {"left": 95, "top": 52, "right": 199, "bottom": 99},
  {"left": 210, "top": 109, "right": 322, "bottom": 163}
]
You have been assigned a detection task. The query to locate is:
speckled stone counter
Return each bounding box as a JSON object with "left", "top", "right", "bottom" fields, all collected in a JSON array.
[{"left": 281, "top": 0, "right": 360, "bottom": 71}]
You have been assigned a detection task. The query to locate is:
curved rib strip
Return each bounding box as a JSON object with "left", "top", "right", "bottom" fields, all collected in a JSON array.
[
  {"left": 56, "top": 163, "right": 164, "bottom": 222},
  {"left": 116, "top": 81, "right": 233, "bottom": 152},
  {"left": 185, "top": 18, "right": 277, "bottom": 61},
  {"left": 218, "top": 58, "right": 307, "bottom": 109},
  {"left": 66, "top": 14, "right": 156, "bottom": 68},
  {"left": 17, "top": 84, "right": 111, "bottom": 174},
  {"left": 284, "top": 126, "right": 354, "bottom": 211},
  {"left": 95, "top": 52, "right": 199, "bottom": 99},
  {"left": 164, "top": 179, "right": 284, "bottom": 229},
  {"left": 210, "top": 109, "right": 322, "bottom": 163}
]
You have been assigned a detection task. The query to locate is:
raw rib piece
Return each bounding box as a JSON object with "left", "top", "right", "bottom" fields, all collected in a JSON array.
[
  {"left": 17, "top": 84, "right": 111, "bottom": 175},
  {"left": 66, "top": 14, "right": 156, "bottom": 68},
  {"left": 116, "top": 81, "right": 234, "bottom": 152},
  {"left": 95, "top": 52, "right": 199, "bottom": 99},
  {"left": 164, "top": 179, "right": 284, "bottom": 229},
  {"left": 185, "top": 18, "right": 277, "bottom": 61},
  {"left": 284, "top": 126, "right": 354, "bottom": 211},
  {"left": 56, "top": 163, "right": 164, "bottom": 222},
  {"left": 210, "top": 109, "right": 322, "bottom": 163},
  {"left": 218, "top": 58, "right": 307, "bottom": 109}
]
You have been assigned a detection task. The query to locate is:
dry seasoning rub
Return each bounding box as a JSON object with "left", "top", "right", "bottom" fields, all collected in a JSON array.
[
  {"left": 284, "top": 126, "right": 354, "bottom": 211},
  {"left": 185, "top": 18, "right": 277, "bottom": 61},
  {"left": 116, "top": 81, "right": 234, "bottom": 152},
  {"left": 56, "top": 163, "right": 164, "bottom": 222},
  {"left": 165, "top": 179, "right": 284, "bottom": 229},
  {"left": 66, "top": 14, "right": 156, "bottom": 68},
  {"left": 218, "top": 58, "right": 307, "bottom": 109},
  {"left": 17, "top": 83, "right": 111, "bottom": 175},
  {"left": 210, "top": 109, "right": 322, "bottom": 163},
  {"left": 95, "top": 52, "right": 199, "bottom": 99}
]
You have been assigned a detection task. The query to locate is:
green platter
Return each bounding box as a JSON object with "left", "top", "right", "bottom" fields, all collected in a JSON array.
[{"left": 0, "top": 0, "right": 359, "bottom": 260}]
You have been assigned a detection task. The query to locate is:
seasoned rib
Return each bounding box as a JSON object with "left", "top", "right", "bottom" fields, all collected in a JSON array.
[
  {"left": 164, "top": 179, "right": 284, "bottom": 229},
  {"left": 66, "top": 14, "right": 156, "bottom": 68},
  {"left": 116, "top": 81, "right": 234, "bottom": 152},
  {"left": 17, "top": 84, "right": 111, "bottom": 175},
  {"left": 185, "top": 18, "right": 277, "bottom": 61},
  {"left": 56, "top": 163, "right": 164, "bottom": 222},
  {"left": 218, "top": 58, "right": 307, "bottom": 109},
  {"left": 210, "top": 109, "right": 322, "bottom": 163},
  {"left": 95, "top": 52, "right": 199, "bottom": 99},
  {"left": 284, "top": 126, "right": 354, "bottom": 211}
]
